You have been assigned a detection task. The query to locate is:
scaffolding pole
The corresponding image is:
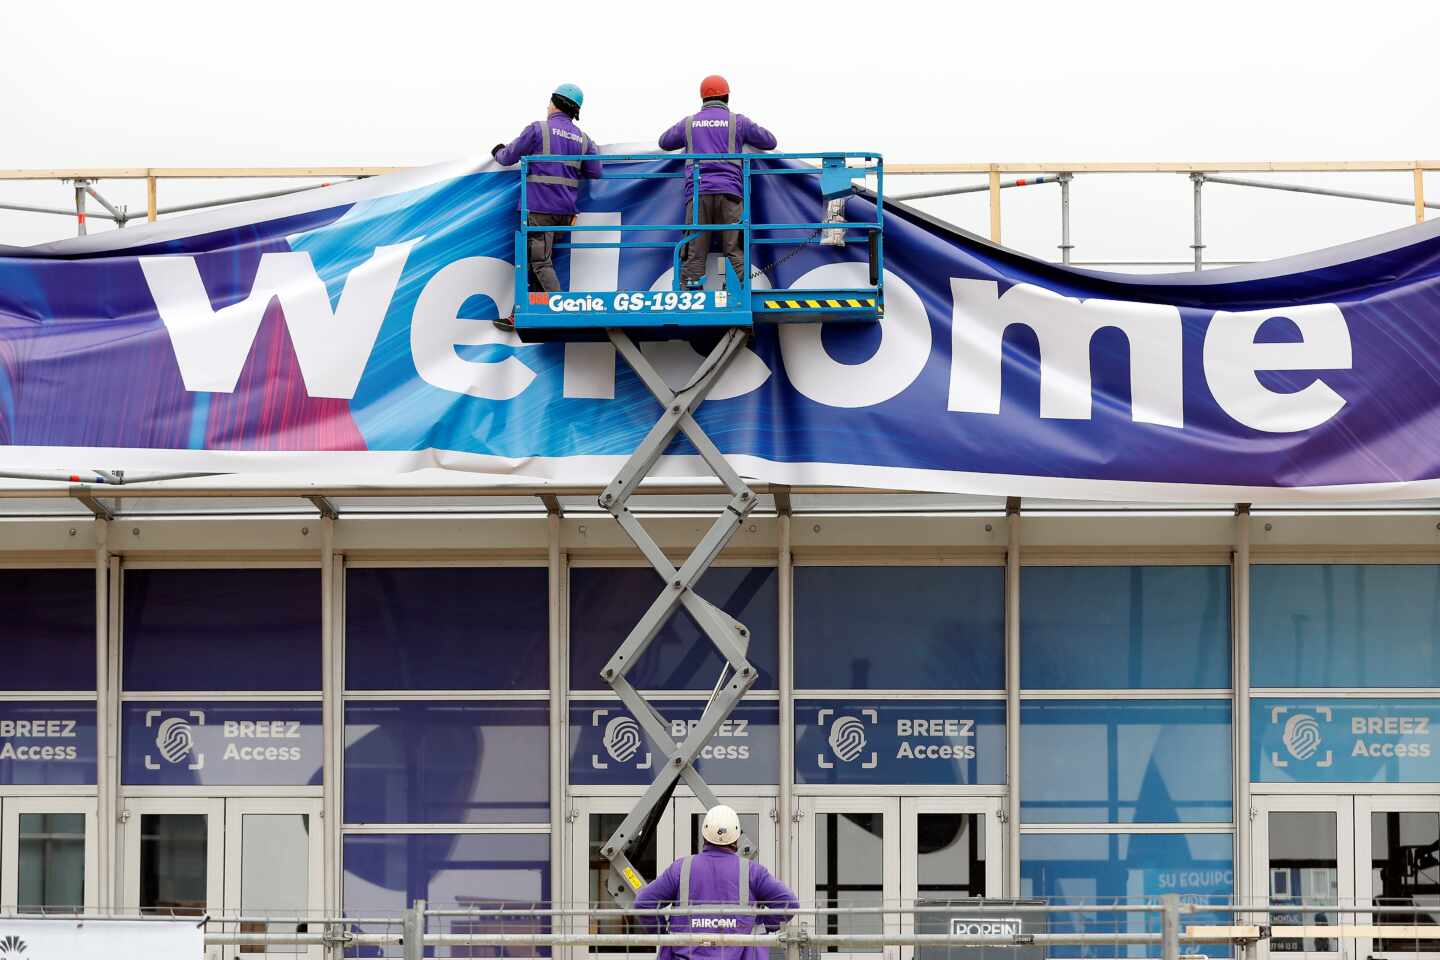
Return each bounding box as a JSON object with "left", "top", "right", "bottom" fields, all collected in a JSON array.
[
  {"left": 1190, "top": 172, "right": 1205, "bottom": 271},
  {"left": 1057, "top": 172, "right": 1074, "bottom": 263},
  {"left": 1203, "top": 173, "right": 1440, "bottom": 212}
]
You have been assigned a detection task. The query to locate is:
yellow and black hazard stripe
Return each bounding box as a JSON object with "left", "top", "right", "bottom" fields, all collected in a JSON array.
[{"left": 762, "top": 298, "right": 877, "bottom": 310}]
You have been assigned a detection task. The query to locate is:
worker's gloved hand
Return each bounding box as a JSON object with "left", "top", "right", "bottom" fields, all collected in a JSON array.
[{"left": 491, "top": 143, "right": 506, "bottom": 159}]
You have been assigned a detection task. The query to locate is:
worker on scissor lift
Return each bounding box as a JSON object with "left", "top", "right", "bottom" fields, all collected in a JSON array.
[
  {"left": 658, "top": 76, "right": 777, "bottom": 290},
  {"left": 491, "top": 83, "right": 602, "bottom": 330},
  {"left": 633, "top": 804, "right": 799, "bottom": 960}
]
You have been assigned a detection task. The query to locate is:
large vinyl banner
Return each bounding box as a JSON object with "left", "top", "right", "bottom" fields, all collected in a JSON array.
[{"left": 4, "top": 152, "right": 1440, "bottom": 502}]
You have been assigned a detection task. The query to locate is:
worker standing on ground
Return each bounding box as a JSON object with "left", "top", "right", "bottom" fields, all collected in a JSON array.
[
  {"left": 658, "top": 76, "right": 777, "bottom": 289},
  {"left": 491, "top": 83, "right": 602, "bottom": 329},
  {"left": 633, "top": 804, "right": 798, "bottom": 960}
]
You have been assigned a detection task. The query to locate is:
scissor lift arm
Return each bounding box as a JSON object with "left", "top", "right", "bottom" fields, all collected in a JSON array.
[{"left": 511, "top": 151, "right": 884, "bottom": 904}]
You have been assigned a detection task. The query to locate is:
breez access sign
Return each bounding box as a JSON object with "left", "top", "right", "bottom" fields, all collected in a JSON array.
[{"left": 1253, "top": 698, "right": 1440, "bottom": 782}]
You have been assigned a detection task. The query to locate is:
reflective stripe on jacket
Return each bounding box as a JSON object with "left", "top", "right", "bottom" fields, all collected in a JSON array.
[
  {"left": 494, "top": 113, "right": 602, "bottom": 214},
  {"left": 633, "top": 842, "right": 799, "bottom": 960},
  {"left": 658, "top": 101, "right": 778, "bottom": 199}
]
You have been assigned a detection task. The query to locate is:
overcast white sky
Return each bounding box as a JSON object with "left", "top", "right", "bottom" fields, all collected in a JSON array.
[{"left": 3, "top": 0, "right": 1438, "bottom": 264}]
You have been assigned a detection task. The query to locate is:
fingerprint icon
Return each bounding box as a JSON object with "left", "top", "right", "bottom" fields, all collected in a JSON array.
[
  {"left": 156, "top": 716, "right": 196, "bottom": 765},
  {"left": 828, "top": 716, "right": 868, "bottom": 763},
  {"left": 1282, "top": 713, "right": 1323, "bottom": 761},
  {"left": 603, "top": 716, "right": 644, "bottom": 764}
]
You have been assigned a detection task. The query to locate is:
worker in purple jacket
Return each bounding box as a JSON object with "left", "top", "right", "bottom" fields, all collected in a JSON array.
[
  {"left": 633, "top": 804, "right": 798, "bottom": 960},
  {"left": 491, "top": 83, "right": 602, "bottom": 328},
  {"left": 658, "top": 76, "right": 778, "bottom": 289}
]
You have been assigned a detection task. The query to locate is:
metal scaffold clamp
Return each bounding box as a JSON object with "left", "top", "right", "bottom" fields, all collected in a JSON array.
[{"left": 595, "top": 325, "right": 762, "bottom": 905}]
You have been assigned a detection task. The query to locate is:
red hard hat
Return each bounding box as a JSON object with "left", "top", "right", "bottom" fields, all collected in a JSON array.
[{"left": 700, "top": 75, "right": 730, "bottom": 99}]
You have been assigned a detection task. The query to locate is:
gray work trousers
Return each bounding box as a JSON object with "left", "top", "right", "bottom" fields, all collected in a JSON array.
[
  {"left": 528, "top": 211, "right": 574, "bottom": 293},
  {"left": 681, "top": 193, "right": 744, "bottom": 287}
]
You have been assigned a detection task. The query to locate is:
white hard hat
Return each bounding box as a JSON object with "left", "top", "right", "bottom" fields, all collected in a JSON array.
[{"left": 702, "top": 804, "right": 742, "bottom": 846}]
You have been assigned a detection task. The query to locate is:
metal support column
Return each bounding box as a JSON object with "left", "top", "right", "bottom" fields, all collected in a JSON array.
[
  {"left": 74, "top": 180, "right": 89, "bottom": 237},
  {"left": 547, "top": 506, "right": 566, "bottom": 943},
  {"left": 1190, "top": 173, "right": 1205, "bottom": 271},
  {"left": 597, "top": 327, "right": 762, "bottom": 905},
  {"left": 1233, "top": 503, "right": 1252, "bottom": 943},
  {"left": 105, "top": 554, "right": 122, "bottom": 905},
  {"left": 778, "top": 507, "right": 797, "bottom": 960},
  {"left": 93, "top": 518, "right": 113, "bottom": 909},
  {"left": 403, "top": 900, "right": 426, "bottom": 960},
  {"left": 320, "top": 516, "right": 340, "bottom": 914},
  {"left": 777, "top": 506, "right": 794, "bottom": 888},
  {"left": 1161, "top": 895, "right": 1180, "bottom": 960},
  {"left": 1004, "top": 497, "right": 1021, "bottom": 894},
  {"left": 1057, "top": 173, "right": 1074, "bottom": 264}
]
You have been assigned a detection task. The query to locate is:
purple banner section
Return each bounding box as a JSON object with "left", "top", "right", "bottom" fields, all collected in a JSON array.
[
  {"left": 121, "top": 700, "right": 322, "bottom": 786},
  {"left": 9, "top": 154, "right": 1440, "bottom": 500},
  {"left": 0, "top": 701, "right": 97, "bottom": 785}
]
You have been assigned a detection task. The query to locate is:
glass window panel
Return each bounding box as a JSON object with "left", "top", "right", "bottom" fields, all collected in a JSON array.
[
  {"left": 1020, "top": 832, "right": 1234, "bottom": 958},
  {"left": 0, "top": 702, "right": 97, "bottom": 786},
  {"left": 347, "top": 568, "right": 548, "bottom": 691},
  {"left": 1268, "top": 812, "right": 1340, "bottom": 953},
  {"left": 795, "top": 567, "right": 1004, "bottom": 690},
  {"left": 1021, "top": 700, "right": 1232, "bottom": 823},
  {"left": 1370, "top": 812, "right": 1440, "bottom": 952},
  {"left": 1022, "top": 566, "right": 1231, "bottom": 689},
  {"left": 17, "top": 813, "right": 86, "bottom": 913},
  {"left": 139, "top": 813, "right": 208, "bottom": 915},
  {"left": 815, "top": 812, "right": 885, "bottom": 953},
  {"left": 1252, "top": 564, "right": 1440, "bottom": 687},
  {"left": 240, "top": 814, "right": 310, "bottom": 951},
  {"left": 124, "top": 569, "right": 321, "bottom": 691},
  {"left": 690, "top": 813, "right": 761, "bottom": 858},
  {"left": 0, "top": 570, "right": 96, "bottom": 691},
  {"left": 571, "top": 567, "right": 779, "bottom": 690},
  {"left": 917, "top": 813, "right": 985, "bottom": 900},
  {"left": 589, "top": 814, "right": 656, "bottom": 952},
  {"left": 345, "top": 701, "right": 548, "bottom": 824},
  {"left": 342, "top": 833, "right": 549, "bottom": 957}
]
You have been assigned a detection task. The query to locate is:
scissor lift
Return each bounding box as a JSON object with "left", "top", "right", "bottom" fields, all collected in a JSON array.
[{"left": 513, "top": 151, "right": 884, "bottom": 906}]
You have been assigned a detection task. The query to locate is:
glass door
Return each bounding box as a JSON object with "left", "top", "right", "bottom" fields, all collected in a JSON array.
[
  {"left": 1354, "top": 795, "right": 1440, "bottom": 960},
  {"left": 1253, "top": 795, "right": 1355, "bottom": 960},
  {"left": 798, "top": 797, "right": 902, "bottom": 960},
  {"left": 898, "top": 798, "right": 1003, "bottom": 960},
  {"left": 223, "top": 798, "right": 325, "bottom": 960},
  {"left": 122, "top": 797, "right": 225, "bottom": 916},
  {"left": 0, "top": 797, "right": 98, "bottom": 913},
  {"left": 569, "top": 797, "right": 676, "bottom": 960},
  {"left": 673, "top": 795, "right": 777, "bottom": 863}
]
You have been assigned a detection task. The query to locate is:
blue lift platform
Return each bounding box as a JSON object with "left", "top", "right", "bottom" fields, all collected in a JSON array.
[
  {"left": 512, "top": 152, "right": 884, "bottom": 907},
  {"left": 512, "top": 151, "right": 884, "bottom": 339}
]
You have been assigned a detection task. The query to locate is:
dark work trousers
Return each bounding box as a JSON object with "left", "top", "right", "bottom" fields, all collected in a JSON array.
[
  {"left": 681, "top": 193, "right": 745, "bottom": 288},
  {"left": 528, "top": 212, "right": 575, "bottom": 293}
]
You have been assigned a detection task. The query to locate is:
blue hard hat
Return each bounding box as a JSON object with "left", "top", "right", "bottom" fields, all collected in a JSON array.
[{"left": 553, "top": 83, "right": 584, "bottom": 108}]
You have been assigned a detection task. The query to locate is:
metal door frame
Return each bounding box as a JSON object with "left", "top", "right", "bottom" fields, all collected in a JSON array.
[
  {"left": 1354, "top": 793, "right": 1440, "bottom": 960},
  {"left": 798, "top": 796, "right": 903, "bottom": 960},
  {"left": 1252, "top": 794, "right": 1356, "bottom": 960},
  {"left": 569, "top": 796, "right": 677, "bottom": 960},
  {"left": 0, "top": 795, "right": 99, "bottom": 911},
  {"left": 120, "top": 793, "right": 225, "bottom": 960},
  {"left": 222, "top": 797, "right": 325, "bottom": 960},
  {"left": 898, "top": 796, "right": 1005, "bottom": 960}
]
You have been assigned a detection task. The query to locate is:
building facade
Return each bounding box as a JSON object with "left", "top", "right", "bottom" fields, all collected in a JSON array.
[{"left": 1, "top": 497, "right": 1438, "bottom": 958}]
